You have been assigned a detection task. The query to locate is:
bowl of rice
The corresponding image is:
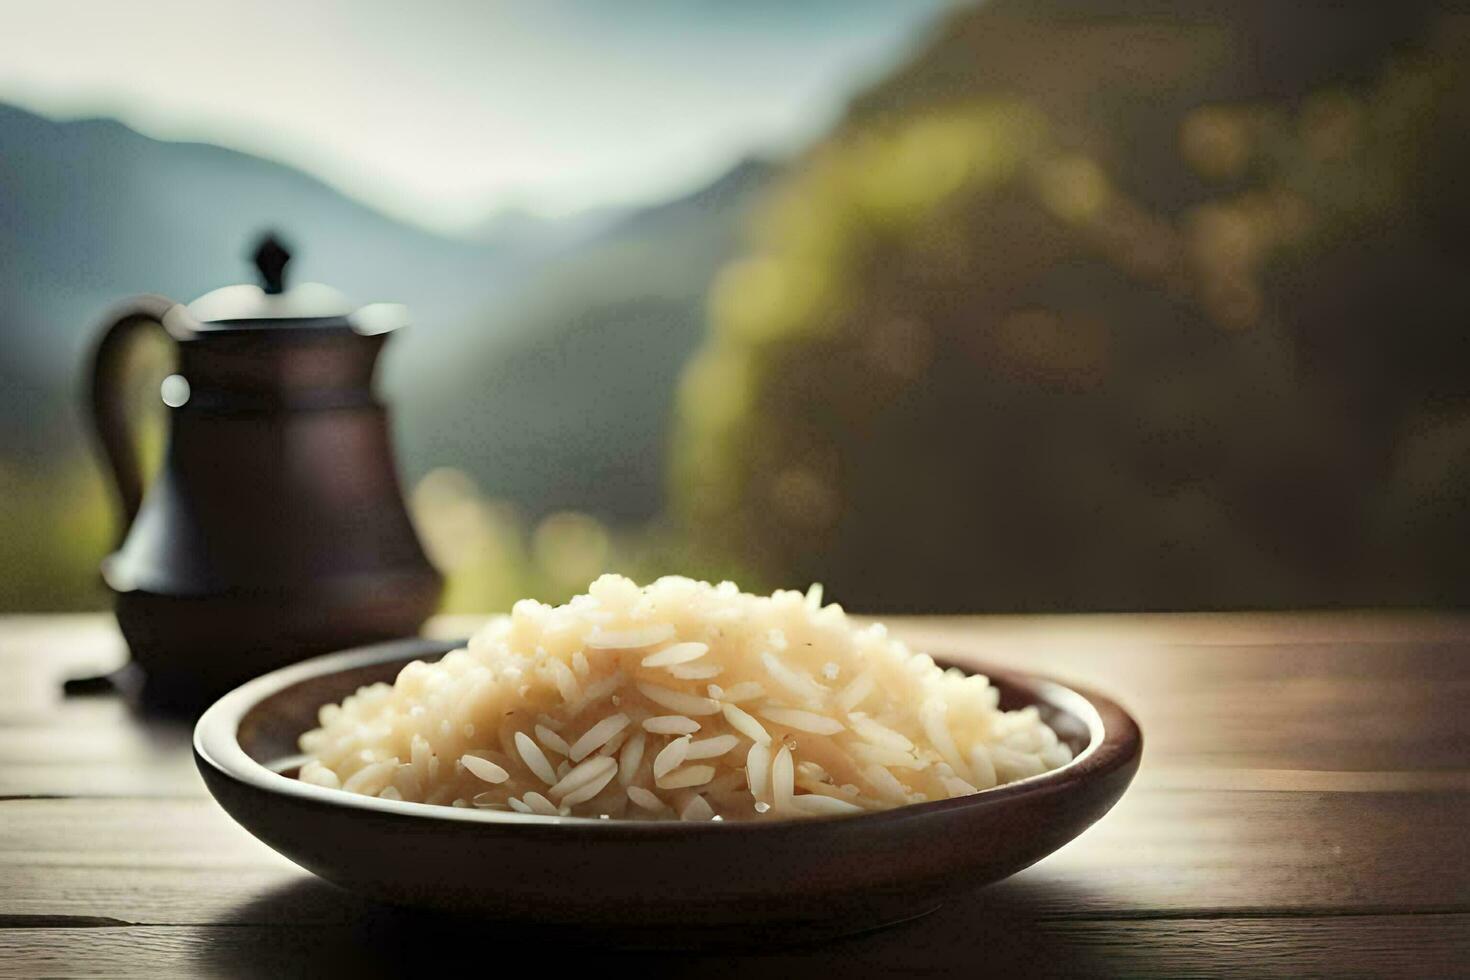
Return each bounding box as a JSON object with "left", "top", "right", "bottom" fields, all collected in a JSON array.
[{"left": 195, "top": 575, "right": 1140, "bottom": 940}]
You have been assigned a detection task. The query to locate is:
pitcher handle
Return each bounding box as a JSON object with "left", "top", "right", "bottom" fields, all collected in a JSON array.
[{"left": 85, "top": 295, "right": 187, "bottom": 546}]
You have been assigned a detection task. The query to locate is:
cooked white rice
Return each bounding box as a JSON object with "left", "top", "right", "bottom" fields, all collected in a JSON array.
[{"left": 297, "top": 575, "right": 1073, "bottom": 821}]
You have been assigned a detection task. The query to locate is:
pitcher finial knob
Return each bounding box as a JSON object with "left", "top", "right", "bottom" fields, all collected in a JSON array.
[{"left": 252, "top": 233, "right": 291, "bottom": 295}]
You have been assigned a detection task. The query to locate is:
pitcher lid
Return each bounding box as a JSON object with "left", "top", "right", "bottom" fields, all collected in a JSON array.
[{"left": 174, "top": 233, "right": 409, "bottom": 335}]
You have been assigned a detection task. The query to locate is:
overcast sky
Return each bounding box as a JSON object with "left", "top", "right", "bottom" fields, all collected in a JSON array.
[{"left": 0, "top": 0, "right": 954, "bottom": 234}]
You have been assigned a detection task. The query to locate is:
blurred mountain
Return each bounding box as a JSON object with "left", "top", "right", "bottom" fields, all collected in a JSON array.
[
  {"left": 401, "top": 156, "right": 775, "bottom": 521},
  {"left": 468, "top": 203, "right": 629, "bottom": 249},
  {"left": 0, "top": 102, "right": 535, "bottom": 458},
  {"left": 0, "top": 102, "right": 772, "bottom": 610},
  {"left": 0, "top": 101, "right": 773, "bottom": 523}
]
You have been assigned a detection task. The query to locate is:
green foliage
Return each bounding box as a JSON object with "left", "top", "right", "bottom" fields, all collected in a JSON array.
[
  {"left": 672, "top": 15, "right": 1470, "bottom": 611},
  {"left": 411, "top": 468, "right": 761, "bottom": 614},
  {"left": 0, "top": 460, "right": 113, "bottom": 611},
  {"left": 0, "top": 330, "right": 169, "bottom": 611}
]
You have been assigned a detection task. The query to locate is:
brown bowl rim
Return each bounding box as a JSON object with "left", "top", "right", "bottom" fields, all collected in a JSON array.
[{"left": 195, "top": 635, "right": 1142, "bottom": 837}]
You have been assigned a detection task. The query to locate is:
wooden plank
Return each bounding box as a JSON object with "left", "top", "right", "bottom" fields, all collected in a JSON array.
[
  {"left": 0, "top": 868, "right": 339, "bottom": 930},
  {"left": 884, "top": 610, "right": 1470, "bottom": 648},
  {"left": 431, "top": 608, "right": 1470, "bottom": 648},
  {"left": 896, "top": 628, "right": 1470, "bottom": 772},
  {"left": 1, "top": 788, "right": 1466, "bottom": 925},
  {"left": 0, "top": 763, "right": 201, "bottom": 800},
  {"left": 0, "top": 616, "right": 127, "bottom": 712},
  {"left": 11, "top": 610, "right": 1470, "bottom": 667},
  {"left": 0, "top": 719, "right": 200, "bottom": 799},
  {"left": 0, "top": 694, "right": 203, "bottom": 798},
  {"left": 1, "top": 614, "right": 1467, "bottom": 971},
  {"left": 2, "top": 913, "right": 1466, "bottom": 979},
  {"left": 4, "top": 616, "right": 1470, "bottom": 799},
  {"left": 1134, "top": 766, "right": 1470, "bottom": 792}
]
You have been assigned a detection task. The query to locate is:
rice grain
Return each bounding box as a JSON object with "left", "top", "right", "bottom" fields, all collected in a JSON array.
[
  {"left": 514, "top": 732, "right": 557, "bottom": 785},
  {"left": 643, "top": 715, "right": 701, "bottom": 735},
  {"left": 652, "top": 735, "right": 692, "bottom": 779},
  {"left": 568, "top": 713, "right": 630, "bottom": 762},
  {"left": 460, "top": 755, "right": 510, "bottom": 785}
]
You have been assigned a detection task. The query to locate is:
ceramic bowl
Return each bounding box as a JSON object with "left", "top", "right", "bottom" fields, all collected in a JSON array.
[{"left": 195, "top": 637, "right": 1141, "bottom": 943}]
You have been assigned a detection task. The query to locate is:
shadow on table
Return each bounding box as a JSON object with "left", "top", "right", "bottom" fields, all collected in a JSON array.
[{"left": 194, "top": 874, "right": 1136, "bottom": 977}]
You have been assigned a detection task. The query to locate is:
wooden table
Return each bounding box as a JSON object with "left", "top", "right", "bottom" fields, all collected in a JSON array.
[{"left": 2, "top": 613, "right": 1467, "bottom": 977}]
